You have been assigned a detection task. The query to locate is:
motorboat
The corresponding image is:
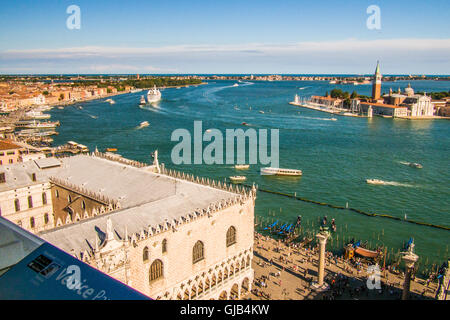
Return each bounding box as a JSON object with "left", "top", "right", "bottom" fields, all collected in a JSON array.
[
  {"left": 139, "top": 121, "right": 149, "bottom": 128},
  {"left": 234, "top": 164, "right": 250, "bottom": 170},
  {"left": 229, "top": 176, "right": 246, "bottom": 183},
  {"left": 366, "top": 179, "right": 385, "bottom": 185},
  {"left": 139, "top": 95, "right": 146, "bottom": 106},
  {"left": 408, "top": 162, "right": 423, "bottom": 169},
  {"left": 260, "top": 167, "right": 302, "bottom": 176}
]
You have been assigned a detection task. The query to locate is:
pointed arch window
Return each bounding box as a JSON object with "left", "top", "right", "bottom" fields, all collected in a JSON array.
[
  {"left": 42, "top": 192, "right": 47, "bottom": 205},
  {"left": 193, "top": 241, "right": 204, "bottom": 264},
  {"left": 149, "top": 259, "right": 163, "bottom": 281},
  {"left": 143, "top": 247, "right": 149, "bottom": 262},
  {"left": 162, "top": 239, "right": 167, "bottom": 253},
  {"left": 226, "top": 226, "right": 236, "bottom": 247},
  {"left": 14, "top": 198, "right": 20, "bottom": 212}
]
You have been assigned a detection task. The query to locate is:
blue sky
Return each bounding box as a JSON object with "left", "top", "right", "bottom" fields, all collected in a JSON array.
[{"left": 0, "top": 0, "right": 449, "bottom": 74}]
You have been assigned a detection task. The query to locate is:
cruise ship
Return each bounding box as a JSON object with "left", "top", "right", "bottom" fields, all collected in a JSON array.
[{"left": 147, "top": 85, "right": 161, "bottom": 103}]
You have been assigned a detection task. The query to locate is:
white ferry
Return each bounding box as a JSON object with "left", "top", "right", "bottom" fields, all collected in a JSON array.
[
  {"left": 229, "top": 176, "right": 246, "bottom": 183},
  {"left": 23, "top": 120, "right": 60, "bottom": 129},
  {"left": 260, "top": 167, "right": 302, "bottom": 176},
  {"left": 147, "top": 85, "right": 161, "bottom": 103},
  {"left": 235, "top": 164, "right": 250, "bottom": 170},
  {"left": 24, "top": 111, "right": 51, "bottom": 120}
]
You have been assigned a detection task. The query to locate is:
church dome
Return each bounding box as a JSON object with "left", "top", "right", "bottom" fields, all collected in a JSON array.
[{"left": 405, "top": 83, "right": 414, "bottom": 96}]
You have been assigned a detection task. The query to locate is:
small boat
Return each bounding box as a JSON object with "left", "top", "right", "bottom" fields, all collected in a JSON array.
[
  {"left": 408, "top": 162, "right": 423, "bottom": 169},
  {"left": 78, "top": 106, "right": 83, "bottom": 110},
  {"left": 354, "top": 246, "right": 381, "bottom": 259},
  {"left": 259, "top": 111, "right": 265, "bottom": 114},
  {"left": 366, "top": 179, "right": 385, "bottom": 185},
  {"left": 234, "top": 164, "right": 250, "bottom": 170},
  {"left": 139, "top": 121, "right": 149, "bottom": 128},
  {"left": 241, "top": 122, "right": 249, "bottom": 126},
  {"left": 229, "top": 176, "right": 246, "bottom": 183},
  {"left": 57, "top": 106, "right": 64, "bottom": 109},
  {"left": 260, "top": 167, "right": 302, "bottom": 176},
  {"left": 106, "top": 148, "right": 117, "bottom": 152},
  {"left": 105, "top": 98, "right": 115, "bottom": 104},
  {"left": 232, "top": 83, "right": 239, "bottom": 87},
  {"left": 139, "top": 95, "right": 146, "bottom": 106},
  {"left": 330, "top": 117, "right": 337, "bottom": 121}
]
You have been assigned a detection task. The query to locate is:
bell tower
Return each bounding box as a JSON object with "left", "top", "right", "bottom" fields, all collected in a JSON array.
[{"left": 372, "top": 61, "right": 382, "bottom": 100}]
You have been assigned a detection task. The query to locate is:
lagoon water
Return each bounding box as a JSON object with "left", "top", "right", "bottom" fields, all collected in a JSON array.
[{"left": 49, "top": 80, "right": 450, "bottom": 270}]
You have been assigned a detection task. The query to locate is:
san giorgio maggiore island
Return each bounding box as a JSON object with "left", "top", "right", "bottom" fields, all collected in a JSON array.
[{"left": 0, "top": 65, "right": 449, "bottom": 300}]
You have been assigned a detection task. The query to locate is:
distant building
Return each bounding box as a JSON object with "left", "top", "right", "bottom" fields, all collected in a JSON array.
[
  {"left": 310, "top": 95, "right": 343, "bottom": 108},
  {"left": 0, "top": 140, "right": 23, "bottom": 165},
  {"left": 383, "top": 84, "right": 435, "bottom": 117},
  {"left": 358, "top": 101, "right": 408, "bottom": 117},
  {"left": 0, "top": 158, "right": 54, "bottom": 232}
]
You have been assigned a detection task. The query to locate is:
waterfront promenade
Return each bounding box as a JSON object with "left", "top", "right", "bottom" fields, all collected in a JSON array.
[{"left": 246, "top": 232, "right": 439, "bottom": 300}]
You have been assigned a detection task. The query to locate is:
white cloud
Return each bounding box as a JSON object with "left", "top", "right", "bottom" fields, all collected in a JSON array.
[
  {"left": 1, "top": 38, "right": 449, "bottom": 74},
  {"left": 3, "top": 38, "right": 450, "bottom": 58}
]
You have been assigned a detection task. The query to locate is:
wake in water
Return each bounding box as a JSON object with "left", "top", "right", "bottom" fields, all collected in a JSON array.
[
  {"left": 398, "top": 161, "right": 423, "bottom": 169},
  {"left": 366, "top": 179, "right": 415, "bottom": 187},
  {"left": 298, "top": 86, "right": 310, "bottom": 90},
  {"left": 298, "top": 115, "right": 337, "bottom": 122}
]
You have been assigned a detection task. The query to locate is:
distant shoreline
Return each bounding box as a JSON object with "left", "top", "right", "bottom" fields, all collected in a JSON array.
[{"left": 45, "top": 82, "right": 207, "bottom": 109}]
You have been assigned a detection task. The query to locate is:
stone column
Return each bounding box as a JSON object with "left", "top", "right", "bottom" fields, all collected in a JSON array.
[
  {"left": 311, "top": 231, "right": 329, "bottom": 291},
  {"left": 401, "top": 251, "right": 419, "bottom": 300},
  {"left": 317, "top": 232, "right": 327, "bottom": 286}
]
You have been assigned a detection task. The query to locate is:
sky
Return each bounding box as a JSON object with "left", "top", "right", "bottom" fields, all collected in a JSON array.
[{"left": 0, "top": 0, "right": 449, "bottom": 74}]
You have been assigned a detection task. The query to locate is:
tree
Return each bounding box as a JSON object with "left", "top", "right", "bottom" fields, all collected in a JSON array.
[
  {"left": 43, "top": 91, "right": 49, "bottom": 95},
  {"left": 351, "top": 91, "right": 358, "bottom": 99}
]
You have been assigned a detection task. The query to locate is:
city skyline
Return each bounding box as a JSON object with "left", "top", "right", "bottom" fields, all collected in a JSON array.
[{"left": 1, "top": 0, "right": 450, "bottom": 74}]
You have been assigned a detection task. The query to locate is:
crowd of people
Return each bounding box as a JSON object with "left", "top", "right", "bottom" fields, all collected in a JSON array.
[{"left": 251, "top": 231, "right": 439, "bottom": 300}]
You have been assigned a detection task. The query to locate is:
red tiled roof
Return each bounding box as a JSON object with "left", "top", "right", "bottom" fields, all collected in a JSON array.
[
  {"left": 360, "top": 102, "right": 406, "bottom": 109},
  {"left": 0, "top": 140, "right": 22, "bottom": 151},
  {"left": 311, "top": 95, "right": 341, "bottom": 101}
]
